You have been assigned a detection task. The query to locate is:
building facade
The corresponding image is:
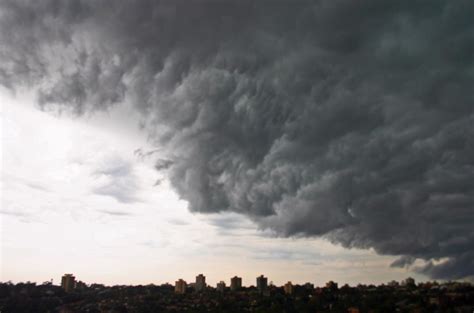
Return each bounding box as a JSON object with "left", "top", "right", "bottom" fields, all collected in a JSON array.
[
  {"left": 61, "top": 274, "right": 75, "bottom": 292},
  {"left": 216, "top": 281, "right": 226, "bottom": 292},
  {"left": 230, "top": 276, "right": 242, "bottom": 291},
  {"left": 175, "top": 279, "right": 187, "bottom": 294},
  {"left": 284, "top": 281, "right": 293, "bottom": 295},
  {"left": 256, "top": 275, "right": 268, "bottom": 293},
  {"left": 195, "top": 274, "right": 206, "bottom": 292}
]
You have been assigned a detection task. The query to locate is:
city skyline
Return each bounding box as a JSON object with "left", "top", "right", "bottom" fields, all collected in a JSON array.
[
  {"left": 4, "top": 274, "right": 472, "bottom": 312},
  {"left": 59, "top": 272, "right": 420, "bottom": 291},
  {"left": 1, "top": 0, "right": 474, "bottom": 290}
]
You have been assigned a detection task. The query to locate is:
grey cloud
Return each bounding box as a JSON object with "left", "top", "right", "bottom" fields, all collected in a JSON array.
[
  {"left": 418, "top": 252, "right": 474, "bottom": 280},
  {"left": 1, "top": 0, "right": 474, "bottom": 279},
  {"left": 25, "top": 181, "right": 51, "bottom": 192},
  {"left": 6, "top": 174, "right": 51, "bottom": 192},
  {"left": 98, "top": 209, "right": 132, "bottom": 217},
  {"left": 93, "top": 184, "right": 139, "bottom": 204},
  {"left": 390, "top": 256, "right": 416, "bottom": 268},
  {"left": 154, "top": 159, "right": 174, "bottom": 171},
  {"left": 167, "top": 218, "right": 189, "bottom": 226},
  {"left": 134, "top": 148, "right": 160, "bottom": 160},
  {"left": 0, "top": 210, "right": 29, "bottom": 217},
  {"left": 0, "top": 209, "right": 42, "bottom": 224},
  {"left": 205, "top": 213, "right": 255, "bottom": 230},
  {"left": 205, "top": 213, "right": 257, "bottom": 237},
  {"left": 251, "top": 248, "right": 322, "bottom": 263},
  {"left": 134, "top": 149, "right": 173, "bottom": 172},
  {"left": 94, "top": 160, "right": 132, "bottom": 178},
  {"left": 92, "top": 157, "right": 141, "bottom": 203}
]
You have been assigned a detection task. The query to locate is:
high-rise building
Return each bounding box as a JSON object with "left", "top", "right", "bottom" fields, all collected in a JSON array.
[
  {"left": 195, "top": 274, "right": 206, "bottom": 292},
  {"left": 284, "top": 281, "right": 293, "bottom": 295},
  {"left": 256, "top": 275, "right": 268, "bottom": 293},
  {"left": 216, "top": 281, "right": 226, "bottom": 293},
  {"left": 61, "top": 274, "right": 75, "bottom": 292},
  {"left": 230, "top": 276, "right": 242, "bottom": 291},
  {"left": 175, "top": 279, "right": 187, "bottom": 294}
]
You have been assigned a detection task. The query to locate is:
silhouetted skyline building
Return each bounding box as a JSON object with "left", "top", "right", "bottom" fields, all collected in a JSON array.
[
  {"left": 195, "top": 274, "right": 206, "bottom": 292},
  {"left": 216, "top": 281, "right": 226, "bottom": 292},
  {"left": 175, "top": 279, "right": 187, "bottom": 294},
  {"left": 230, "top": 276, "right": 242, "bottom": 291},
  {"left": 256, "top": 275, "right": 268, "bottom": 293},
  {"left": 61, "top": 274, "right": 75, "bottom": 292},
  {"left": 1, "top": 278, "right": 471, "bottom": 312}
]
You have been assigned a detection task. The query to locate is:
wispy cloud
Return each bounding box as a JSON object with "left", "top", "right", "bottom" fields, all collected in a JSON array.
[
  {"left": 91, "top": 156, "right": 142, "bottom": 203},
  {"left": 167, "top": 218, "right": 189, "bottom": 226},
  {"left": 0, "top": 209, "right": 29, "bottom": 217},
  {"left": 97, "top": 209, "right": 132, "bottom": 217}
]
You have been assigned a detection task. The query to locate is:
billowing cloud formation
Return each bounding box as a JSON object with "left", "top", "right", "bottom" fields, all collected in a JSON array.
[{"left": 1, "top": 0, "right": 473, "bottom": 279}]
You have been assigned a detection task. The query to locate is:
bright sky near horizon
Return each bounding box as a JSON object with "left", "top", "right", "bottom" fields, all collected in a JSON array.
[{"left": 1, "top": 88, "right": 423, "bottom": 287}]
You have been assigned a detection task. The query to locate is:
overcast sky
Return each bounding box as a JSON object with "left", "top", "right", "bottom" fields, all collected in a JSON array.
[{"left": 1, "top": 0, "right": 473, "bottom": 285}]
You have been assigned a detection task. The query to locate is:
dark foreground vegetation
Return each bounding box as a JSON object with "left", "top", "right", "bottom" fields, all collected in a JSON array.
[{"left": 1, "top": 280, "right": 473, "bottom": 313}]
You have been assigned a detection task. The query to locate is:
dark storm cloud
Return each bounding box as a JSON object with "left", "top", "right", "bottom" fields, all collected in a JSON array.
[{"left": 1, "top": 0, "right": 474, "bottom": 279}]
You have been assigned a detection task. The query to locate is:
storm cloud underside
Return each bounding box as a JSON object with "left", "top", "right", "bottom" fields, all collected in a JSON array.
[{"left": 1, "top": 0, "right": 474, "bottom": 279}]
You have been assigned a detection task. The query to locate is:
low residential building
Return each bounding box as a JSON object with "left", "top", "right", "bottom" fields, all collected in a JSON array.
[{"left": 284, "top": 281, "right": 293, "bottom": 295}]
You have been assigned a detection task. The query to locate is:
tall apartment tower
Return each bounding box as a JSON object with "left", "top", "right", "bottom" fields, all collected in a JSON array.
[
  {"left": 284, "top": 281, "right": 293, "bottom": 295},
  {"left": 256, "top": 275, "right": 268, "bottom": 293},
  {"left": 230, "top": 276, "right": 242, "bottom": 291},
  {"left": 61, "top": 274, "right": 75, "bottom": 292},
  {"left": 195, "top": 274, "right": 206, "bottom": 292},
  {"left": 175, "top": 279, "right": 187, "bottom": 294}
]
